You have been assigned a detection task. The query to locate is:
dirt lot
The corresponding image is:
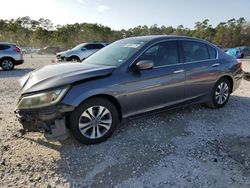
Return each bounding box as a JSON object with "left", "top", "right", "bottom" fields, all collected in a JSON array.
[{"left": 0, "top": 55, "right": 250, "bottom": 187}]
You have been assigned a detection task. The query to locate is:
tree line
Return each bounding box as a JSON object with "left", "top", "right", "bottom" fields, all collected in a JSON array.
[{"left": 0, "top": 16, "right": 249, "bottom": 49}]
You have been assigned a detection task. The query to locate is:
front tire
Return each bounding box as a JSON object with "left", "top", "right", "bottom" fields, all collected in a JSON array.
[
  {"left": 69, "top": 98, "right": 119, "bottom": 144},
  {"left": 206, "top": 78, "right": 231, "bottom": 108},
  {"left": 68, "top": 56, "right": 80, "bottom": 62}
]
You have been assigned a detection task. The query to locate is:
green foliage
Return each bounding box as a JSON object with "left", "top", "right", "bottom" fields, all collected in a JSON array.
[{"left": 0, "top": 16, "right": 249, "bottom": 48}]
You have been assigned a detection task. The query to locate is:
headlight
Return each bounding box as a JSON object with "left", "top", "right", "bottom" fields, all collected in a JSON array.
[{"left": 17, "top": 87, "right": 69, "bottom": 109}]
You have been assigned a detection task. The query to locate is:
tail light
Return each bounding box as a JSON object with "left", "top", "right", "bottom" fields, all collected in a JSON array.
[
  {"left": 237, "top": 59, "right": 242, "bottom": 69},
  {"left": 15, "top": 46, "right": 21, "bottom": 53}
]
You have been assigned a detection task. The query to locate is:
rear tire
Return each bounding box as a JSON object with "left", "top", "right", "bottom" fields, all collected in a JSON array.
[
  {"left": 69, "top": 97, "right": 119, "bottom": 144},
  {"left": 1, "top": 58, "right": 15, "bottom": 70},
  {"left": 206, "top": 78, "right": 231, "bottom": 108}
]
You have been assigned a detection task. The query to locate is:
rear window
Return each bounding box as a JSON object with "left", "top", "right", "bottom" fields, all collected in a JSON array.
[
  {"left": 182, "top": 41, "right": 209, "bottom": 62},
  {"left": 207, "top": 45, "right": 217, "bottom": 59},
  {"left": 0, "top": 45, "right": 11, "bottom": 50}
]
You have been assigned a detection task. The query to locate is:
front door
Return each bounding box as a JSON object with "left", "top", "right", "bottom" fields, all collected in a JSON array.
[{"left": 120, "top": 40, "right": 185, "bottom": 116}]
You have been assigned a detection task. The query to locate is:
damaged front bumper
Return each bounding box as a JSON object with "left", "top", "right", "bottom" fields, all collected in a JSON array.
[
  {"left": 56, "top": 55, "right": 68, "bottom": 62},
  {"left": 15, "top": 104, "right": 75, "bottom": 141}
]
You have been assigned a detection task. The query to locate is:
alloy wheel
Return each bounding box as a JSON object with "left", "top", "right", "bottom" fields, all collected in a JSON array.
[
  {"left": 2, "top": 59, "right": 14, "bottom": 70},
  {"left": 215, "top": 82, "right": 229, "bottom": 105},
  {"left": 78, "top": 105, "right": 112, "bottom": 139}
]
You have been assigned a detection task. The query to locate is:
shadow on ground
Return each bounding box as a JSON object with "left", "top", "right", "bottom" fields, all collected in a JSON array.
[
  {"left": 24, "top": 95, "right": 250, "bottom": 187},
  {"left": 0, "top": 68, "right": 34, "bottom": 78}
]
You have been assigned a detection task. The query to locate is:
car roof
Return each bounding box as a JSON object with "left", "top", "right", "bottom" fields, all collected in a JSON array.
[
  {"left": 123, "top": 35, "right": 210, "bottom": 44},
  {"left": 0, "top": 42, "right": 16, "bottom": 45},
  {"left": 86, "top": 42, "right": 109, "bottom": 45}
]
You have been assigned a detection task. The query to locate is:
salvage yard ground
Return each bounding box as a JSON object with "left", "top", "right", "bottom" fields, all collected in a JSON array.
[{"left": 0, "top": 55, "right": 250, "bottom": 187}]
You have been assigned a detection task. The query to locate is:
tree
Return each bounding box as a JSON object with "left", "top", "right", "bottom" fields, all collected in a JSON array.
[{"left": 0, "top": 17, "right": 249, "bottom": 48}]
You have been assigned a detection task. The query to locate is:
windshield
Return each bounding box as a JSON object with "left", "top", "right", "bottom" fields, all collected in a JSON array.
[
  {"left": 84, "top": 38, "right": 146, "bottom": 66},
  {"left": 71, "top": 43, "right": 86, "bottom": 51}
]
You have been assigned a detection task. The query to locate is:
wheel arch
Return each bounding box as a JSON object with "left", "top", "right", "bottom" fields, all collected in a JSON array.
[
  {"left": 68, "top": 55, "right": 80, "bottom": 61},
  {"left": 84, "top": 94, "right": 122, "bottom": 121},
  {"left": 63, "top": 91, "right": 123, "bottom": 122},
  {"left": 217, "top": 75, "right": 234, "bottom": 93},
  {"left": 0, "top": 56, "right": 15, "bottom": 62}
]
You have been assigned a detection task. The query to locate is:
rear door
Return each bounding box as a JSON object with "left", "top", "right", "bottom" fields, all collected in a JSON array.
[
  {"left": 0, "top": 45, "right": 4, "bottom": 57},
  {"left": 0, "top": 44, "right": 11, "bottom": 57},
  {"left": 180, "top": 40, "right": 220, "bottom": 101}
]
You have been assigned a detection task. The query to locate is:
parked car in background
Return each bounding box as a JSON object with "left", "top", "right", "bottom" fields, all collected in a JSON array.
[
  {"left": 225, "top": 48, "right": 244, "bottom": 58},
  {"left": 38, "top": 46, "right": 64, "bottom": 55},
  {"left": 21, "top": 47, "right": 39, "bottom": 54},
  {"left": 21, "top": 47, "right": 32, "bottom": 54},
  {"left": 236, "top": 46, "right": 250, "bottom": 57},
  {"left": 0, "top": 42, "right": 24, "bottom": 70},
  {"left": 56, "top": 42, "right": 109, "bottom": 62},
  {"left": 15, "top": 35, "right": 243, "bottom": 144}
]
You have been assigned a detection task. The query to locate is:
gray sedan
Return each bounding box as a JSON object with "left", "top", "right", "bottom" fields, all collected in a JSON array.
[{"left": 15, "top": 35, "right": 243, "bottom": 144}]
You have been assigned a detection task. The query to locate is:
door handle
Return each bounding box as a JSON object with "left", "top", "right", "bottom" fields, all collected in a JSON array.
[
  {"left": 173, "top": 69, "right": 184, "bottom": 74},
  {"left": 212, "top": 63, "right": 220, "bottom": 67}
]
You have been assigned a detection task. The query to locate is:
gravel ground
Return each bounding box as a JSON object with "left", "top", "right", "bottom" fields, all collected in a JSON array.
[{"left": 0, "top": 54, "right": 250, "bottom": 187}]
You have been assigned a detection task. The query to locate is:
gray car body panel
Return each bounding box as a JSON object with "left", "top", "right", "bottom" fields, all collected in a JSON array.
[
  {"left": 21, "top": 63, "right": 115, "bottom": 94},
  {"left": 20, "top": 36, "right": 242, "bottom": 119}
]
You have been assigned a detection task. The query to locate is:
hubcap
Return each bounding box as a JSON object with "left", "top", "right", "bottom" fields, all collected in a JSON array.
[
  {"left": 2, "top": 60, "right": 13, "bottom": 70},
  {"left": 215, "top": 82, "right": 229, "bottom": 105},
  {"left": 78, "top": 106, "right": 112, "bottom": 139}
]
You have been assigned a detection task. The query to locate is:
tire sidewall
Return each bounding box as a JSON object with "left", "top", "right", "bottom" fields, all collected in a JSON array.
[
  {"left": 1, "top": 59, "right": 15, "bottom": 70},
  {"left": 211, "top": 78, "right": 231, "bottom": 108},
  {"left": 70, "top": 98, "right": 119, "bottom": 144}
]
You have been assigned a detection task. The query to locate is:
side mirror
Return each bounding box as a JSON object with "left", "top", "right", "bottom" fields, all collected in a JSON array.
[
  {"left": 81, "top": 48, "right": 87, "bottom": 51},
  {"left": 135, "top": 60, "right": 154, "bottom": 71}
]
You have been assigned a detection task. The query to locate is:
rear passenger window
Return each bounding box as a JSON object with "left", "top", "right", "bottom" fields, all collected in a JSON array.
[
  {"left": 182, "top": 41, "right": 209, "bottom": 62},
  {"left": 139, "top": 41, "right": 179, "bottom": 67},
  {"left": 0, "top": 45, "right": 10, "bottom": 50},
  {"left": 207, "top": 45, "right": 217, "bottom": 59}
]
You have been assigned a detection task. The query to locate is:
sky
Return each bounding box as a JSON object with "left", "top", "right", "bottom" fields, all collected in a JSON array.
[{"left": 1, "top": 0, "right": 250, "bottom": 30}]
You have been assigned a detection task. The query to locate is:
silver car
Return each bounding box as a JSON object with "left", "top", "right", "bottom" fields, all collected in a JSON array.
[
  {"left": 0, "top": 42, "right": 24, "bottom": 70},
  {"left": 56, "top": 42, "right": 109, "bottom": 62}
]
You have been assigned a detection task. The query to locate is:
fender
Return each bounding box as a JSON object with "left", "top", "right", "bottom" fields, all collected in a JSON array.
[
  {"left": 62, "top": 85, "right": 116, "bottom": 107},
  {"left": 0, "top": 56, "right": 15, "bottom": 61}
]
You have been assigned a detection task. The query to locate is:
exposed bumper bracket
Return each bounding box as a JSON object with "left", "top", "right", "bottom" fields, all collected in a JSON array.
[{"left": 44, "top": 118, "right": 69, "bottom": 141}]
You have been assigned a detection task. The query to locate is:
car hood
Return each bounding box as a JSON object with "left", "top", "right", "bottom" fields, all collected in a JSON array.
[
  {"left": 63, "top": 50, "right": 78, "bottom": 56},
  {"left": 57, "top": 49, "right": 72, "bottom": 56},
  {"left": 20, "top": 63, "right": 115, "bottom": 94},
  {"left": 56, "top": 51, "right": 64, "bottom": 56}
]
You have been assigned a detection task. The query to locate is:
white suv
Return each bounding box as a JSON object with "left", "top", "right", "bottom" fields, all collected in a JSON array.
[
  {"left": 0, "top": 42, "right": 24, "bottom": 70},
  {"left": 56, "top": 42, "right": 109, "bottom": 62}
]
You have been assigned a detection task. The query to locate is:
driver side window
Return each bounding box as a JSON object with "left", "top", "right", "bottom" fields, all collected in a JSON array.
[{"left": 139, "top": 41, "right": 179, "bottom": 67}]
